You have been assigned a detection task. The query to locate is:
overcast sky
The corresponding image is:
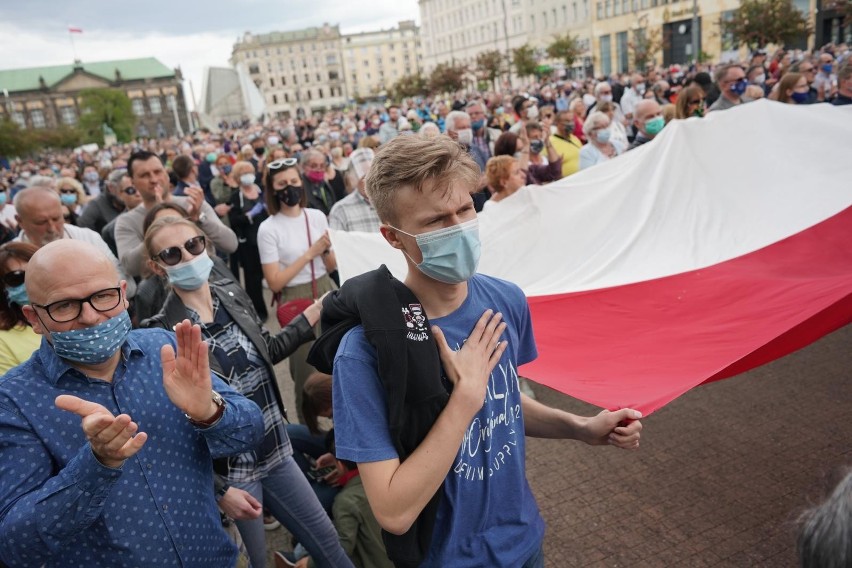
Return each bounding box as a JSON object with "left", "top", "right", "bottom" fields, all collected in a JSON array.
[{"left": 0, "top": 0, "right": 419, "bottom": 107}]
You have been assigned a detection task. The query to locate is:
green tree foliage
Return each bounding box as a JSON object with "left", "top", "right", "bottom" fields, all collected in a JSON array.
[
  {"left": 629, "top": 25, "right": 666, "bottom": 70},
  {"left": 512, "top": 44, "right": 538, "bottom": 79},
  {"left": 0, "top": 119, "right": 83, "bottom": 158},
  {"left": 824, "top": 0, "right": 852, "bottom": 27},
  {"left": 78, "top": 88, "right": 136, "bottom": 144},
  {"left": 476, "top": 50, "right": 505, "bottom": 90},
  {"left": 720, "top": 0, "right": 813, "bottom": 50},
  {"left": 428, "top": 62, "right": 468, "bottom": 94},
  {"left": 546, "top": 33, "right": 583, "bottom": 69},
  {"left": 0, "top": 118, "right": 32, "bottom": 158},
  {"left": 391, "top": 73, "right": 429, "bottom": 100}
]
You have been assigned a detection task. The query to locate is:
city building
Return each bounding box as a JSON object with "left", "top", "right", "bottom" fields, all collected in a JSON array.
[
  {"left": 197, "top": 65, "right": 267, "bottom": 128},
  {"left": 0, "top": 58, "right": 191, "bottom": 137},
  {"left": 590, "top": 0, "right": 817, "bottom": 76},
  {"left": 231, "top": 24, "right": 347, "bottom": 118},
  {"left": 418, "top": 0, "right": 595, "bottom": 81},
  {"left": 341, "top": 20, "right": 422, "bottom": 100}
]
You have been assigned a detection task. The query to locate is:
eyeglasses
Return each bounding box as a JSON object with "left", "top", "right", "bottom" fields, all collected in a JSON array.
[
  {"left": 2, "top": 270, "right": 25, "bottom": 287},
  {"left": 59, "top": 188, "right": 76, "bottom": 195},
  {"left": 688, "top": 100, "right": 703, "bottom": 105},
  {"left": 121, "top": 186, "right": 138, "bottom": 195},
  {"left": 801, "top": 67, "right": 815, "bottom": 73},
  {"left": 156, "top": 235, "right": 206, "bottom": 266},
  {"left": 32, "top": 286, "right": 122, "bottom": 323},
  {"left": 267, "top": 158, "right": 298, "bottom": 171}
]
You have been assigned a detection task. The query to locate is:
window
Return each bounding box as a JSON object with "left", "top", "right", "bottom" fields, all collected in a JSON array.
[
  {"left": 329, "top": 70, "right": 339, "bottom": 81},
  {"left": 282, "top": 76, "right": 287, "bottom": 85},
  {"left": 304, "top": 73, "right": 310, "bottom": 83},
  {"left": 573, "top": 1, "right": 578, "bottom": 20},
  {"left": 543, "top": 11, "right": 548, "bottom": 27},
  {"left": 285, "top": 93, "right": 290, "bottom": 102},
  {"left": 316, "top": 73, "right": 321, "bottom": 82},
  {"left": 307, "top": 89, "right": 312, "bottom": 100},
  {"left": 562, "top": 5, "right": 568, "bottom": 23},
  {"left": 600, "top": 34, "right": 612, "bottom": 76},
  {"left": 326, "top": 54, "right": 337, "bottom": 65},
  {"left": 31, "top": 109, "right": 45, "bottom": 128},
  {"left": 273, "top": 94, "right": 278, "bottom": 104},
  {"left": 149, "top": 97, "right": 162, "bottom": 115},
  {"left": 318, "top": 88, "right": 324, "bottom": 98},
  {"left": 270, "top": 77, "right": 275, "bottom": 87},
  {"left": 597, "top": 2, "right": 603, "bottom": 18},
  {"left": 60, "top": 105, "right": 77, "bottom": 125},
  {"left": 605, "top": 0, "right": 612, "bottom": 17},
  {"left": 530, "top": 14, "right": 535, "bottom": 30},
  {"left": 249, "top": 63, "right": 260, "bottom": 74},
  {"left": 617, "top": 31, "right": 629, "bottom": 72},
  {"left": 166, "top": 94, "right": 176, "bottom": 110},
  {"left": 131, "top": 98, "right": 145, "bottom": 116}
]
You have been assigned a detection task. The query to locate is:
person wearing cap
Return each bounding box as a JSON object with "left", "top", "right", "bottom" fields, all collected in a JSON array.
[{"left": 328, "top": 149, "right": 380, "bottom": 233}]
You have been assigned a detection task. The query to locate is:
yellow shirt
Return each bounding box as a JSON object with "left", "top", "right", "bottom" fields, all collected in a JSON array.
[
  {"left": 0, "top": 325, "right": 41, "bottom": 375},
  {"left": 550, "top": 133, "right": 583, "bottom": 178}
]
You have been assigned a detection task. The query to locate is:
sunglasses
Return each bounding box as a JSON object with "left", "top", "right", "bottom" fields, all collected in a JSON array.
[
  {"left": 267, "top": 158, "right": 298, "bottom": 171},
  {"left": 688, "top": 100, "right": 703, "bottom": 105},
  {"left": 59, "top": 188, "right": 77, "bottom": 195},
  {"left": 2, "top": 270, "right": 25, "bottom": 287},
  {"left": 121, "top": 186, "right": 138, "bottom": 195},
  {"left": 155, "top": 235, "right": 206, "bottom": 266}
]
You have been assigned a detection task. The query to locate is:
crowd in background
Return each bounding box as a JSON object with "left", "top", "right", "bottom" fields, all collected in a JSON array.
[{"left": 0, "top": 41, "right": 850, "bottom": 568}]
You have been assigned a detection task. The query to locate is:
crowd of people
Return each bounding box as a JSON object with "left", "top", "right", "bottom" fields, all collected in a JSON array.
[{"left": 0, "top": 41, "right": 849, "bottom": 568}]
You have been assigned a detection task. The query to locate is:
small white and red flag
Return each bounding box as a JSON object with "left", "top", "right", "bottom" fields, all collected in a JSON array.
[{"left": 68, "top": 26, "right": 83, "bottom": 33}]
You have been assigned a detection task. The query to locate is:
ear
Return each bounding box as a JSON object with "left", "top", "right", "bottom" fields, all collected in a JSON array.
[
  {"left": 379, "top": 224, "right": 404, "bottom": 251},
  {"left": 22, "top": 305, "right": 45, "bottom": 336},
  {"left": 120, "top": 280, "right": 130, "bottom": 308},
  {"left": 147, "top": 259, "right": 166, "bottom": 278}
]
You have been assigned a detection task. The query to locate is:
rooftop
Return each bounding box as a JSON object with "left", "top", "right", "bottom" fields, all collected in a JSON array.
[{"left": 0, "top": 57, "right": 175, "bottom": 94}]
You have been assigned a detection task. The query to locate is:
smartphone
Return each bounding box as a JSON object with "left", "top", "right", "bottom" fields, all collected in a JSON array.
[{"left": 306, "top": 466, "right": 336, "bottom": 482}]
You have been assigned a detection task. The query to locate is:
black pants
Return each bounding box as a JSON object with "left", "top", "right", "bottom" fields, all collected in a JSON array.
[{"left": 238, "top": 243, "right": 267, "bottom": 321}]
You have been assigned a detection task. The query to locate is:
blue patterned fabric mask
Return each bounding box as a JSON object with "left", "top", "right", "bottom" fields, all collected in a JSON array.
[
  {"left": 51, "top": 310, "right": 132, "bottom": 364},
  {"left": 393, "top": 219, "right": 481, "bottom": 284}
]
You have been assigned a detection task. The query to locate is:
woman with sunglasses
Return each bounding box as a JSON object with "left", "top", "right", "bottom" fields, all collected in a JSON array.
[
  {"left": 257, "top": 158, "right": 336, "bottom": 424},
  {"left": 54, "top": 177, "right": 88, "bottom": 225},
  {"left": 228, "top": 160, "right": 268, "bottom": 321},
  {"left": 142, "top": 216, "right": 352, "bottom": 568},
  {"left": 675, "top": 85, "right": 707, "bottom": 119},
  {"left": 0, "top": 242, "right": 41, "bottom": 374}
]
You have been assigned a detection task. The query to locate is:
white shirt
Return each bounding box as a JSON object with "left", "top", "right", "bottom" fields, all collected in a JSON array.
[{"left": 257, "top": 208, "right": 329, "bottom": 287}]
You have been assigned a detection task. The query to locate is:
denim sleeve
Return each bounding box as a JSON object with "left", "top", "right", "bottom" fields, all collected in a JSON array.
[
  {"left": 197, "top": 373, "right": 265, "bottom": 459},
  {"left": 0, "top": 400, "right": 123, "bottom": 567}
]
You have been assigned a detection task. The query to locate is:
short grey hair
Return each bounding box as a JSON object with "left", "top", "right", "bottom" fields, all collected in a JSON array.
[
  {"left": 300, "top": 148, "right": 324, "bottom": 167},
  {"left": 28, "top": 175, "right": 56, "bottom": 190},
  {"left": 582, "top": 111, "right": 610, "bottom": 138},
  {"left": 445, "top": 110, "right": 470, "bottom": 133},
  {"left": 106, "top": 169, "right": 128, "bottom": 191}
]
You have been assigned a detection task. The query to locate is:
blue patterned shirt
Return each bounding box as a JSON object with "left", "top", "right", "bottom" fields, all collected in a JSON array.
[{"left": 0, "top": 328, "right": 265, "bottom": 567}]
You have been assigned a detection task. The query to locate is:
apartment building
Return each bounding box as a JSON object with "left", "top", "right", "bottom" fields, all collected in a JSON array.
[{"left": 341, "top": 20, "right": 421, "bottom": 100}]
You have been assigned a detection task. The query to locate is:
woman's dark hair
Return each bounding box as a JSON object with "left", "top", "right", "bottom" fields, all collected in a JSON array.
[
  {"left": 798, "top": 468, "right": 852, "bottom": 568},
  {"left": 142, "top": 202, "right": 190, "bottom": 235},
  {"left": 0, "top": 242, "right": 39, "bottom": 330},
  {"left": 264, "top": 162, "right": 306, "bottom": 215},
  {"left": 493, "top": 132, "right": 519, "bottom": 157},
  {"left": 301, "top": 372, "right": 333, "bottom": 435}
]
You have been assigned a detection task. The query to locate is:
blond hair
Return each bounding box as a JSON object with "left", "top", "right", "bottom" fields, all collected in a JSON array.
[
  {"left": 485, "top": 155, "right": 516, "bottom": 194},
  {"left": 366, "top": 135, "right": 480, "bottom": 224},
  {"left": 143, "top": 216, "right": 203, "bottom": 261}
]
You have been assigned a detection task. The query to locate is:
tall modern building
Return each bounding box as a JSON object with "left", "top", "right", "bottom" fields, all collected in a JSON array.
[
  {"left": 341, "top": 20, "right": 422, "bottom": 100},
  {"left": 231, "top": 24, "right": 347, "bottom": 118},
  {"left": 197, "top": 65, "right": 268, "bottom": 128},
  {"left": 418, "top": 0, "right": 594, "bottom": 80},
  {"left": 0, "top": 58, "right": 191, "bottom": 137}
]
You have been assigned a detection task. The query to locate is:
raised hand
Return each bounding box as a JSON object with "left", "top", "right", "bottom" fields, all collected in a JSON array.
[
  {"left": 433, "top": 309, "right": 507, "bottom": 414},
  {"left": 184, "top": 186, "right": 205, "bottom": 221},
  {"left": 161, "top": 319, "right": 216, "bottom": 421},
  {"left": 55, "top": 395, "right": 148, "bottom": 468}
]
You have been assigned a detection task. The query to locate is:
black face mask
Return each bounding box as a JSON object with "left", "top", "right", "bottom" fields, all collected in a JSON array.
[
  {"left": 255, "top": 146, "right": 266, "bottom": 157},
  {"left": 276, "top": 185, "right": 302, "bottom": 207},
  {"left": 529, "top": 139, "right": 545, "bottom": 154}
]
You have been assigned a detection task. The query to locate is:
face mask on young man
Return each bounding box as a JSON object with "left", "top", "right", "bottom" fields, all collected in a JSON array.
[{"left": 391, "top": 219, "right": 481, "bottom": 284}]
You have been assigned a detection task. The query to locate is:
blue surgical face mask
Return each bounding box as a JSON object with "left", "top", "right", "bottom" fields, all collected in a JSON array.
[
  {"left": 392, "top": 218, "right": 481, "bottom": 284},
  {"left": 50, "top": 310, "right": 132, "bottom": 364},
  {"left": 595, "top": 129, "right": 612, "bottom": 144},
  {"left": 0, "top": 193, "right": 7, "bottom": 205},
  {"left": 471, "top": 119, "right": 485, "bottom": 130},
  {"left": 821, "top": 63, "right": 833, "bottom": 74},
  {"left": 6, "top": 283, "right": 29, "bottom": 305},
  {"left": 645, "top": 116, "right": 665, "bottom": 136},
  {"left": 791, "top": 91, "right": 810, "bottom": 104},
  {"left": 164, "top": 251, "right": 214, "bottom": 290},
  {"left": 60, "top": 193, "right": 78, "bottom": 205}
]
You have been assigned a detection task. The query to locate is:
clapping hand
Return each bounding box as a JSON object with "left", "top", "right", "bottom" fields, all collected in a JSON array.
[
  {"left": 161, "top": 320, "right": 217, "bottom": 422},
  {"left": 55, "top": 395, "right": 148, "bottom": 468}
]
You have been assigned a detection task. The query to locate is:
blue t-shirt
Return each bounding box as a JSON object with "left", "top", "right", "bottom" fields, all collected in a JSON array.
[{"left": 332, "top": 274, "right": 545, "bottom": 567}]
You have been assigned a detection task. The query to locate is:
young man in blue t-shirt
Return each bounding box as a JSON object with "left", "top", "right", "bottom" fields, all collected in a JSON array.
[{"left": 331, "top": 135, "right": 644, "bottom": 568}]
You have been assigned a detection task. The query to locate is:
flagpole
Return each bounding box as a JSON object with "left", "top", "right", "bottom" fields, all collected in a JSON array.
[{"left": 68, "top": 26, "right": 79, "bottom": 61}]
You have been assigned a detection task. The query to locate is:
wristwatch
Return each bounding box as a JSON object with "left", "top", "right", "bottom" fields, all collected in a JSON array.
[{"left": 186, "top": 391, "right": 225, "bottom": 428}]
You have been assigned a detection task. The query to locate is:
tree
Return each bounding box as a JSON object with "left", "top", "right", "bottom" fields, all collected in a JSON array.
[
  {"left": 629, "top": 23, "right": 666, "bottom": 70},
  {"left": 546, "top": 33, "right": 583, "bottom": 70},
  {"left": 824, "top": 0, "right": 852, "bottom": 28},
  {"left": 391, "top": 73, "right": 429, "bottom": 100},
  {"left": 512, "top": 44, "right": 538, "bottom": 80},
  {"left": 78, "top": 88, "right": 136, "bottom": 144},
  {"left": 0, "top": 118, "right": 33, "bottom": 158},
  {"left": 720, "top": 0, "right": 813, "bottom": 50},
  {"left": 428, "top": 62, "right": 468, "bottom": 94},
  {"left": 476, "top": 50, "right": 505, "bottom": 91}
]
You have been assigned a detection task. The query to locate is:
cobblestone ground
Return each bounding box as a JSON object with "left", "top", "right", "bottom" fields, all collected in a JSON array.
[{"left": 263, "top": 303, "right": 851, "bottom": 567}]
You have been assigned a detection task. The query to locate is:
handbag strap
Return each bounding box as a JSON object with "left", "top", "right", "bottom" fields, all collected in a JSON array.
[{"left": 304, "top": 210, "right": 317, "bottom": 300}]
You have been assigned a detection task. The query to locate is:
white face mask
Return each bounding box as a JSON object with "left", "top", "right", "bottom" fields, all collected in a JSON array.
[
  {"left": 526, "top": 105, "right": 539, "bottom": 120},
  {"left": 600, "top": 94, "right": 614, "bottom": 103},
  {"left": 456, "top": 128, "right": 473, "bottom": 146}
]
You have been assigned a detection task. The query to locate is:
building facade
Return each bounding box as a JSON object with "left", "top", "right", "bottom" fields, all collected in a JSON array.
[
  {"left": 231, "top": 24, "right": 347, "bottom": 118},
  {"left": 341, "top": 20, "right": 422, "bottom": 100},
  {"left": 0, "top": 58, "right": 191, "bottom": 138},
  {"left": 418, "top": 0, "right": 595, "bottom": 81}
]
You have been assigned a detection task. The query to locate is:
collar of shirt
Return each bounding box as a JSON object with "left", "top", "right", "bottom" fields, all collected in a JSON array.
[{"left": 37, "top": 331, "right": 145, "bottom": 386}]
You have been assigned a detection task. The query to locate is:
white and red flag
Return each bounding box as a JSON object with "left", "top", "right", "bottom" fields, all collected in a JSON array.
[
  {"left": 68, "top": 26, "right": 83, "bottom": 33},
  {"left": 330, "top": 100, "right": 852, "bottom": 415}
]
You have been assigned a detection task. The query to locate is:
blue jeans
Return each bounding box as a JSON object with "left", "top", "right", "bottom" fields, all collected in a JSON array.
[
  {"left": 286, "top": 424, "right": 341, "bottom": 513},
  {"left": 522, "top": 544, "right": 545, "bottom": 568},
  {"left": 232, "top": 456, "right": 354, "bottom": 568}
]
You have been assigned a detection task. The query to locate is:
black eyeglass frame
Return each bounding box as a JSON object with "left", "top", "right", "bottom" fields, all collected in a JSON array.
[{"left": 31, "top": 286, "right": 123, "bottom": 323}]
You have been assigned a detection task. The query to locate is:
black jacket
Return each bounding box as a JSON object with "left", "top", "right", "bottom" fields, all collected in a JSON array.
[
  {"left": 308, "top": 266, "right": 448, "bottom": 568},
  {"left": 78, "top": 193, "right": 124, "bottom": 235}
]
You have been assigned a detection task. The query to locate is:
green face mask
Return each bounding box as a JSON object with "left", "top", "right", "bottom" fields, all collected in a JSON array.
[{"left": 645, "top": 116, "right": 665, "bottom": 136}]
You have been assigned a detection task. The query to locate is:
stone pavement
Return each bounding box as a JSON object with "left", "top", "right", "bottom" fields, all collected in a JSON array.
[{"left": 265, "top": 318, "right": 851, "bottom": 567}]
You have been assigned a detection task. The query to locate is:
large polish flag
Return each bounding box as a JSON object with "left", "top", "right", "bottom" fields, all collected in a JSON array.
[{"left": 330, "top": 100, "right": 852, "bottom": 415}]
